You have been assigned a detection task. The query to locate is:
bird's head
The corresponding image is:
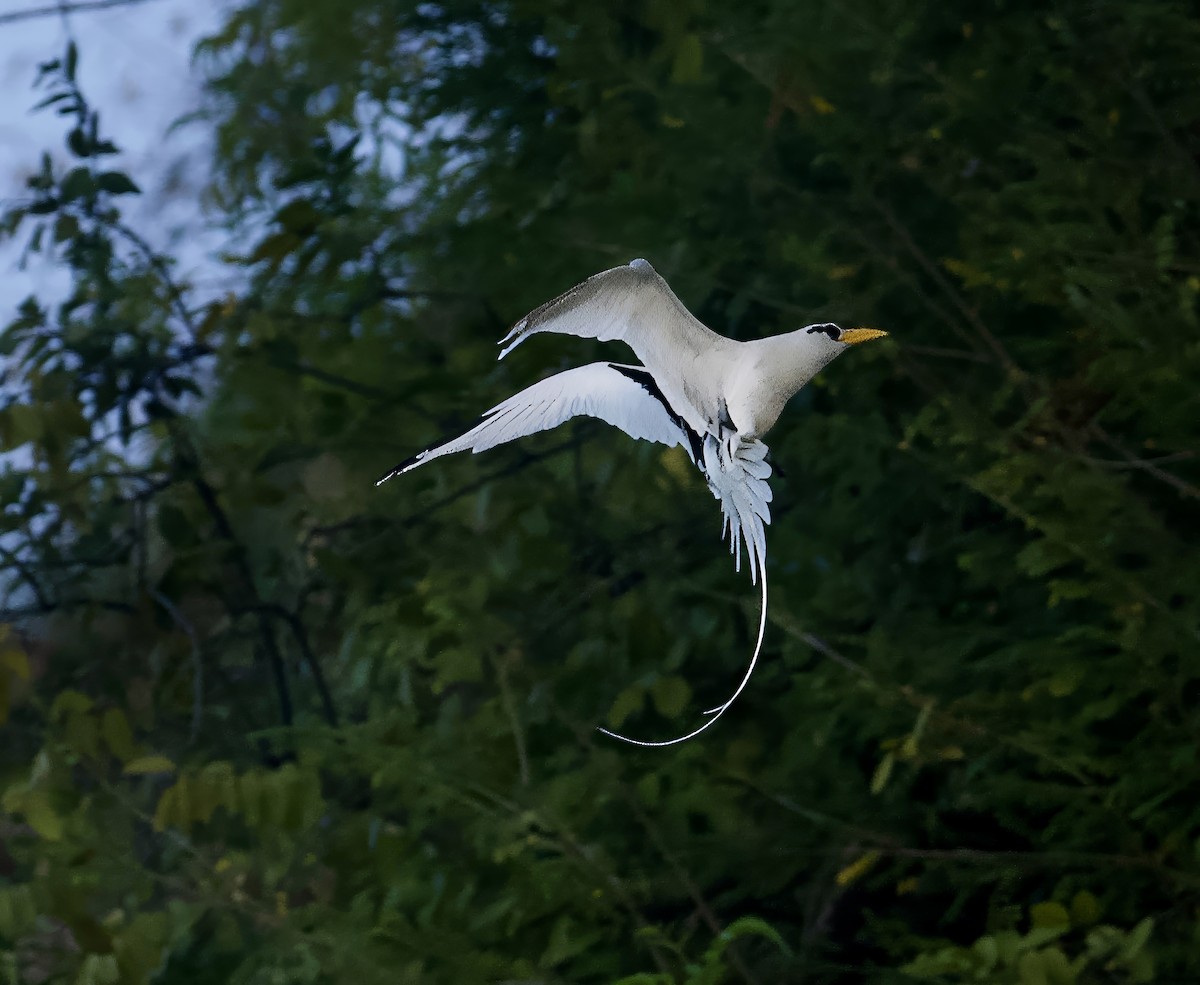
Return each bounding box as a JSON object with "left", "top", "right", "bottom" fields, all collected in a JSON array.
[
  {"left": 803, "top": 323, "right": 889, "bottom": 347},
  {"left": 740, "top": 322, "right": 889, "bottom": 436}
]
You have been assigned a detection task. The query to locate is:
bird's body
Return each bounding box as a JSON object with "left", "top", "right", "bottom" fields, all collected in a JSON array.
[
  {"left": 498, "top": 259, "right": 849, "bottom": 442},
  {"left": 379, "top": 258, "right": 886, "bottom": 745}
]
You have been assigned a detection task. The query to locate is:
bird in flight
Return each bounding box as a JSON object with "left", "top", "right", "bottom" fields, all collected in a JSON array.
[{"left": 378, "top": 259, "right": 886, "bottom": 746}]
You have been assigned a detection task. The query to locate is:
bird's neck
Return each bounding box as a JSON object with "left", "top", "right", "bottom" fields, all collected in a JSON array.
[
  {"left": 731, "top": 331, "right": 842, "bottom": 437},
  {"left": 766, "top": 329, "right": 843, "bottom": 394}
]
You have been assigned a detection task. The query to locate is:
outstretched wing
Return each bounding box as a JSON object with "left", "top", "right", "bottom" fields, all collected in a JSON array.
[
  {"left": 702, "top": 436, "right": 772, "bottom": 585},
  {"left": 376, "top": 362, "right": 694, "bottom": 484},
  {"left": 498, "top": 259, "right": 726, "bottom": 366}
]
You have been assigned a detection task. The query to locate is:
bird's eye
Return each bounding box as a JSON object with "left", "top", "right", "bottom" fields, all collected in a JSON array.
[{"left": 806, "top": 323, "right": 841, "bottom": 341}]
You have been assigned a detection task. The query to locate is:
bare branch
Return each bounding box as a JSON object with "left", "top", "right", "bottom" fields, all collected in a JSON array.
[
  {"left": 0, "top": 542, "right": 52, "bottom": 612},
  {"left": 0, "top": 0, "right": 162, "bottom": 27},
  {"left": 177, "top": 436, "right": 295, "bottom": 730},
  {"left": 247, "top": 603, "right": 340, "bottom": 728},
  {"left": 152, "top": 589, "right": 204, "bottom": 745}
]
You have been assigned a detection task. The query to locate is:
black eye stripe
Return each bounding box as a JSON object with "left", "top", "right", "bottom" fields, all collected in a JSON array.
[{"left": 806, "top": 323, "right": 841, "bottom": 340}]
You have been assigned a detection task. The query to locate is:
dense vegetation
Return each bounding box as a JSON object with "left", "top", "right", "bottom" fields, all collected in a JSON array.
[{"left": 2, "top": 0, "right": 1198, "bottom": 981}]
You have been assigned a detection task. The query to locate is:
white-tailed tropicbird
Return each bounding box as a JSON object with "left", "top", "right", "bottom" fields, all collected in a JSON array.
[{"left": 377, "top": 258, "right": 886, "bottom": 746}]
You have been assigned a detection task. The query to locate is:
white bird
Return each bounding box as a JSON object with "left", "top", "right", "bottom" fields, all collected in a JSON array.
[{"left": 378, "top": 258, "right": 886, "bottom": 746}]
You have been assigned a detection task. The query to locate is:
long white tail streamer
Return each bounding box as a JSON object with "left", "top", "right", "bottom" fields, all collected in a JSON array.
[{"left": 596, "top": 563, "right": 768, "bottom": 747}]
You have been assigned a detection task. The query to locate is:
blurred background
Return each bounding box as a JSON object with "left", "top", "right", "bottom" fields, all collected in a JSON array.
[{"left": 1, "top": 0, "right": 1197, "bottom": 982}]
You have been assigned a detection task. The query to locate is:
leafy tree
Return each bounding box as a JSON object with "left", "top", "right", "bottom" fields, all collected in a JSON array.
[{"left": 2, "top": 1, "right": 1198, "bottom": 982}]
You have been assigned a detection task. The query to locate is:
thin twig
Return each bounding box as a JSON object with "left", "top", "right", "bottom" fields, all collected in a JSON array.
[
  {"left": 492, "top": 648, "right": 530, "bottom": 786},
  {"left": 0, "top": 543, "right": 52, "bottom": 612},
  {"left": 251, "top": 603, "right": 339, "bottom": 728},
  {"left": 0, "top": 0, "right": 161, "bottom": 26},
  {"left": 151, "top": 589, "right": 204, "bottom": 744},
  {"left": 115, "top": 221, "right": 200, "bottom": 340},
  {"left": 620, "top": 789, "right": 765, "bottom": 985},
  {"left": 1090, "top": 426, "right": 1200, "bottom": 502},
  {"left": 182, "top": 446, "right": 294, "bottom": 729}
]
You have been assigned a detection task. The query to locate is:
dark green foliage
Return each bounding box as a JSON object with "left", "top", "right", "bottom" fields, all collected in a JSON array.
[{"left": 2, "top": 1, "right": 1199, "bottom": 981}]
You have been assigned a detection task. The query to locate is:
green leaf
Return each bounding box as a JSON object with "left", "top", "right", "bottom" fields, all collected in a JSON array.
[
  {"left": 1, "top": 646, "right": 30, "bottom": 683},
  {"left": 1069, "top": 890, "right": 1101, "bottom": 926},
  {"left": 77, "top": 953, "right": 120, "bottom": 985},
  {"left": 2, "top": 403, "right": 43, "bottom": 445},
  {"left": 124, "top": 754, "right": 176, "bottom": 775},
  {"left": 972, "top": 935, "right": 999, "bottom": 971},
  {"left": 1121, "top": 917, "right": 1153, "bottom": 961},
  {"left": 0, "top": 885, "right": 37, "bottom": 939},
  {"left": 670, "top": 33, "right": 703, "bottom": 84},
  {"left": 249, "top": 230, "right": 302, "bottom": 264},
  {"left": 1030, "top": 901, "right": 1071, "bottom": 930},
  {"left": 156, "top": 503, "right": 192, "bottom": 547},
  {"left": 539, "top": 914, "right": 600, "bottom": 968},
  {"left": 835, "top": 850, "right": 880, "bottom": 887},
  {"left": 59, "top": 166, "right": 95, "bottom": 202},
  {"left": 870, "top": 752, "right": 895, "bottom": 795},
  {"left": 718, "top": 916, "right": 791, "bottom": 955},
  {"left": 650, "top": 675, "right": 691, "bottom": 719},
  {"left": 95, "top": 171, "right": 140, "bottom": 195},
  {"left": 49, "top": 689, "right": 93, "bottom": 721},
  {"left": 66, "top": 126, "right": 91, "bottom": 157},
  {"left": 608, "top": 685, "right": 645, "bottom": 729},
  {"left": 1018, "top": 951, "right": 1048, "bottom": 985},
  {"left": 274, "top": 198, "right": 320, "bottom": 233},
  {"left": 21, "top": 790, "right": 63, "bottom": 841},
  {"left": 32, "top": 90, "right": 74, "bottom": 112},
  {"left": 101, "top": 708, "right": 136, "bottom": 762},
  {"left": 1038, "top": 947, "right": 1076, "bottom": 985}
]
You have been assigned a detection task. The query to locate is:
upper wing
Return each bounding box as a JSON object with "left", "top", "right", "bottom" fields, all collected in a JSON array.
[
  {"left": 702, "top": 435, "right": 772, "bottom": 586},
  {"left": 376, "top": 362, "right": 694, "bottom": 484},
  {"left": 498, "top": 259, "right": 724, "bottom": 366}
]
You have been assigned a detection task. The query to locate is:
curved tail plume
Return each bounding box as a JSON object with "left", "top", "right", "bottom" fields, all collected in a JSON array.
[{"left": 596, "top": 563, "right": 768, "bottom": 747}]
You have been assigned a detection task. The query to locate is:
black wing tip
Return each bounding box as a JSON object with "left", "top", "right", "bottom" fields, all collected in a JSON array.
[{"left": 375, "top": 451, "right": 425, "bottom": 486}]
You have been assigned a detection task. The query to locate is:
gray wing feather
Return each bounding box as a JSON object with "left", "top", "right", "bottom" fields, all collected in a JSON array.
[{"left": 497, "top": 258, "right": 719, "bottom": 364}]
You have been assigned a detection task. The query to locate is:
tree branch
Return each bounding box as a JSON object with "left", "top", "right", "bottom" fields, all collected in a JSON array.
[
  {"left": 0, "top": 543, "right": 52, "bottom": 612},
  {"left": 180, "top": 442, "right": 294, "bottom": 730},
  {"left": 0, "top": 0, "right": 162, "bottom": 27},
  {"left": 251, "top": 603, "right": 339, "bottom": 728},
  {"left": 151, "top": 589, "right": 204, "bottom": 744}
]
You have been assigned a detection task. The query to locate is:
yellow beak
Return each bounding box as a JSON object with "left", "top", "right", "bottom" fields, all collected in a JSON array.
[{"left": 839, "top": 327, "right": 889, "bottom": 346}]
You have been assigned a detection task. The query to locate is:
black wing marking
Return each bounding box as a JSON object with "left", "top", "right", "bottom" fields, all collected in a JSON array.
[{"left": 607, "top": 363, "right": 705, "bottom": 464}]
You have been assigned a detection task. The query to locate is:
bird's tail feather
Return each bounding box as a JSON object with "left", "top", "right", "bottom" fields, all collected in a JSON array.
[
  {"left": 596, "top": 561, "right": 768, "bottom": 747},
  {"left": 597, "top": 435, "right": 773, "bottom": 747}
]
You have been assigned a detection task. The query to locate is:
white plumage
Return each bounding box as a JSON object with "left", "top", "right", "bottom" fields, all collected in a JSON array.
[
  {"left": 379, "top": 258, "right": 886, "bottom": 746},
  {"left": 383, "top": 363, "right": 692, "bottom": 475}
]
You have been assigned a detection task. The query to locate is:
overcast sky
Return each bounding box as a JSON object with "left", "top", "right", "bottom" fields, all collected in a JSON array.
[{"left": 0, "top": 0, "right": 227, "bottom": 319}]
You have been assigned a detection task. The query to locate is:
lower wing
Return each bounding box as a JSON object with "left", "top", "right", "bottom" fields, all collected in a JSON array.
[{"left": 376, "top": 362, "right": 692, "bottom": 484}]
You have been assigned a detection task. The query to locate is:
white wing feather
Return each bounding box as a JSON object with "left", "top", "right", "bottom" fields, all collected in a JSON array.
[{"left": 376, "top": 362, "right": 689, "bottom": 483}]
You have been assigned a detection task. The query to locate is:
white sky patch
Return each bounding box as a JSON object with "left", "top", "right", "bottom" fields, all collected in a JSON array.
[{"left": 0, "top": 0, "right": 230, "bottom": 319}]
